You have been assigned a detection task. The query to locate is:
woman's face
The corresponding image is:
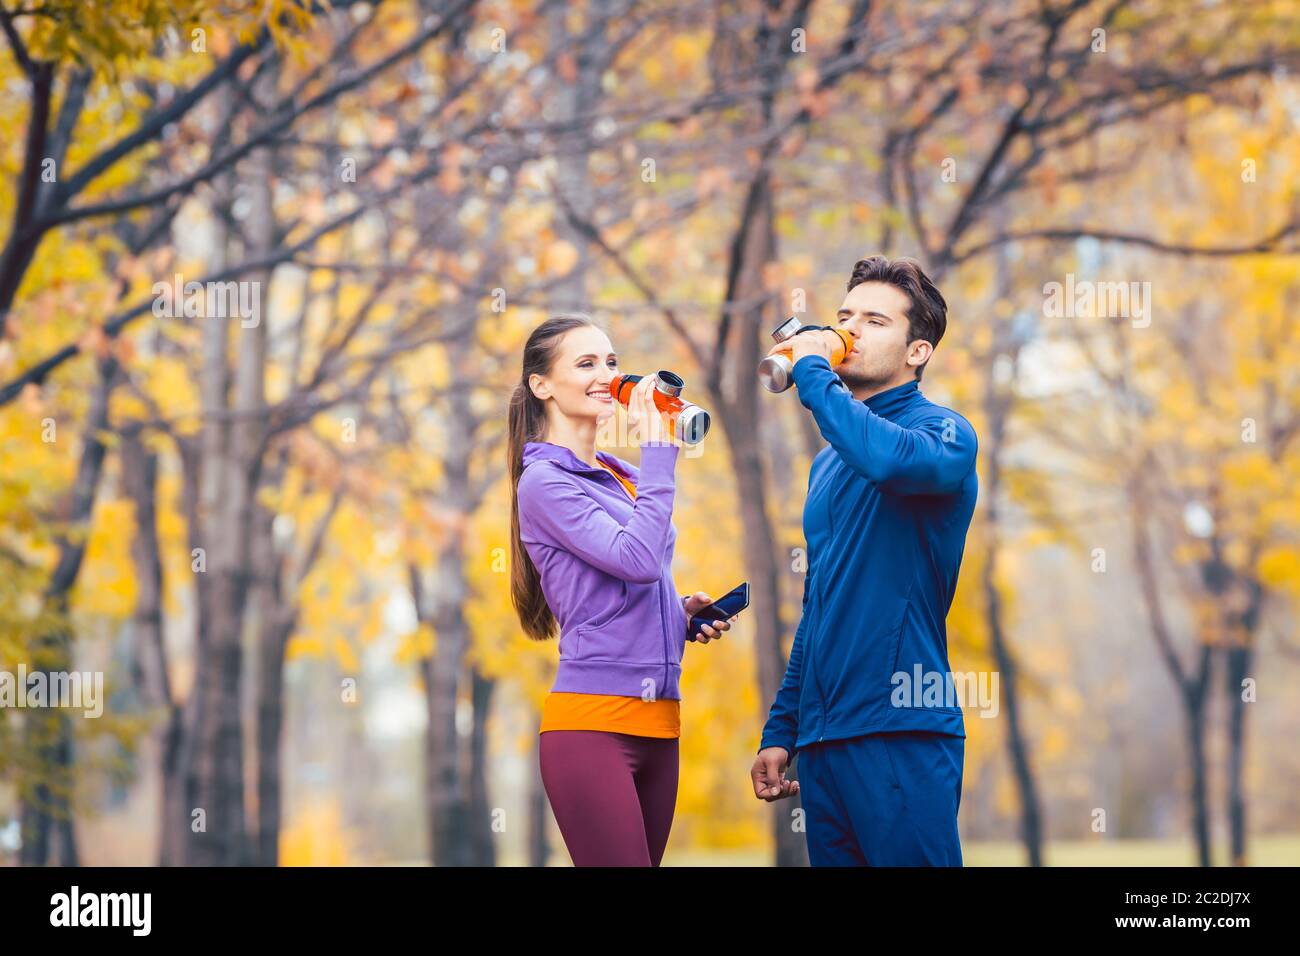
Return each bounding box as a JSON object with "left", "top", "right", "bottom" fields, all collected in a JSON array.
[{"left": 529, "top": 325, "right": 620, "bottom": 425}]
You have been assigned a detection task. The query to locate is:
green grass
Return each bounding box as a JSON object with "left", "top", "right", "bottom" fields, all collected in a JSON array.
[{"left": 658, "top": 834, "right": 1300, "bottom": 867}]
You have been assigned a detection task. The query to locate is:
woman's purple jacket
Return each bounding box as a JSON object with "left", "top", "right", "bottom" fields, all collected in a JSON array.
[{"left": 516, "top": 440, "right": 688, "bottom": 701}]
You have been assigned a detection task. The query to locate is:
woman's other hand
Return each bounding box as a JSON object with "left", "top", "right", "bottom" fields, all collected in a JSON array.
[{"left": 683, "top": 591, "right": 737, "bottom": 644}]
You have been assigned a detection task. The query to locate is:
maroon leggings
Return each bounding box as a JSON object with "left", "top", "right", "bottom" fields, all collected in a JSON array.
[{"left": 539, "top": 730, "right": 679, "bottom": 866}]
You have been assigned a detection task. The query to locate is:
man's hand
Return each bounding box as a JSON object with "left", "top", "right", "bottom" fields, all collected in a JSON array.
[
  {"left": 751, "top": 747, "right": 800, "bottom": 801},
  {"left": 683, "top": 591, "right": 737, "bottom": 643},
  {"left": 765, "top": 328, "right": 841, "bottom": 366}
]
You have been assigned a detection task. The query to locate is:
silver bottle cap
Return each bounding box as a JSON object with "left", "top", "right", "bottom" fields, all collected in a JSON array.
[
  {"left": 653, "top": 370, "right": 684, "bottom": 398},
  {"left": 771, "top": 315, "right": 803, "bottom": 344},
  {"left": 676, "top": 404, "right": 711, "bottom": 445}
]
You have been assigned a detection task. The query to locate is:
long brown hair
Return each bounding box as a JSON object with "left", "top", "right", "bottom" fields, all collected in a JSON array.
[{"left": 508, "top": 314, "right": 598, "bottom": 641}]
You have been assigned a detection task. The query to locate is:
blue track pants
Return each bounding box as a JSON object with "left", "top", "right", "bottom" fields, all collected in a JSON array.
[{"left": 797, "top": 730, "right": 964, "bottom": 866}]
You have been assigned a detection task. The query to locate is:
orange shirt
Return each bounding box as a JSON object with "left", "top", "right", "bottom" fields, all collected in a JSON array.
[
  {"left": 598, "top": 458, "right": 637, "bottom": 500},
  {"left": 539, "top": 691, "right": 681, "bottom": 738},
  {"left": 538, "top": 457, "right": 682, "bottom": 739}
]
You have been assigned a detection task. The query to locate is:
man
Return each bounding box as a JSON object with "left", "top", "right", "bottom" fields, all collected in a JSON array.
[{"left": 750, "top": 255, "right": 978, "bottom": 866}]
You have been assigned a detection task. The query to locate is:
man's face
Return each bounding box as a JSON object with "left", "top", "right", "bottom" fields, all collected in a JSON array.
[{"left": 832, "top": 281, "right": 929, "bottom": 388}]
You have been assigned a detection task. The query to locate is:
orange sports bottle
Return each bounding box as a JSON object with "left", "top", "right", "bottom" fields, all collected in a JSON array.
[
  {"left": 608, "top": 370, "right": 711, "bottom": 445},
  {"left": 757, "top": 316, "right": 854, "bottom": 393}
]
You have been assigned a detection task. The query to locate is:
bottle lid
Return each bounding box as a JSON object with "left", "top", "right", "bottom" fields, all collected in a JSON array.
[
  {"left": 653, "top": 370, "right": 684, "bottom": 398},
  {"left": 677, "top": 404, "right": 711, "bottom": 444},
  {"left": 770, "top": 316, "right": 803, "bottom": 344}
]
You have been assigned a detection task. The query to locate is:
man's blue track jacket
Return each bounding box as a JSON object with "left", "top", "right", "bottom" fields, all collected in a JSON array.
[{"left": 759, "top": 354, "right": 979, "bottom": 756}]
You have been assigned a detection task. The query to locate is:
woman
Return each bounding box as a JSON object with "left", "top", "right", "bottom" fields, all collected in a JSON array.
[{"left": 508, "top": 314, "right": 735, "bottom": 867}]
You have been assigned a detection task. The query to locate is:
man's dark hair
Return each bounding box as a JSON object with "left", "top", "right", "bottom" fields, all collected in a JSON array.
[{"left": 847, "top": 255, "right": 947, "bottom": 380}]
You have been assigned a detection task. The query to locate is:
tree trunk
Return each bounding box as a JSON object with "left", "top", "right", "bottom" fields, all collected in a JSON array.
[
  {"left": 1183, "top": 650, "right": 1215, "bottom": 868},
  {"left": 18, "top": 355, "right": 116, "bottom": 865},
  {"left": 547, "top": 0, "right": 607, "bottom": 313},
  {"left": 978, "top": 238, "right": 1043, "bottom": 866},
  {"left": 247, "top": 490, "right": 293, "bottom": 867},
  {"left": 249, "top": 470, "right": 339, "bottom": 866},
  {"left": 708, "top": 173, "right": 807, "bottom": 867},
  {"left": 1223, "top": 641, "right": 1251, "bottom": 865},
  {"left": 121, "top": 434, "right": 168, "bottom": 710},
  {"left": 466, "top": 668, "right": 497, "bottom": 866},
  {"left": 1131, "top": 485, "right": 1215, "bottom": 867},
  {"left": 120, "top": 431, "right": 185, "bottom": 868},
  {"left": 420, "top": 501, "right": 473, "bottom": 864},
  {"left": 253, "top": 610, "right": 294, "bottom": 866},
  {"left": 409, "top": 439, "right": 480, "bottom": 870},
  {"left": 186, "top": 76, "right": 275, "bottom": 864},
  {"left": 979, "top": 447, "right": 1044, "bottom": 866},
  {"left": 18, "top": 611, "right": 81, "bottom": 867},
  {"left": 161, "top": 439, "right": 203, "bottom": 865},
  {"left": 164, "top": 82, "right": 241, "bottom": 864},
  {"left": 526, "top": 733, "right": 549, "bottom": 867}
]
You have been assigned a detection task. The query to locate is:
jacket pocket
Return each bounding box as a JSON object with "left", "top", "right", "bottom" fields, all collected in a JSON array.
[
  {"left": 814, "top": 591, "right": 909, "bottom": 706},
  {"left": 882, "top": 595, "right": 911, "bottom": 689},
  {"left": 890, "top": 593, "right": 963, "bottom": 713},
  {"left": 574, "top": 582, "right": 628, "bottom": 658},
  {"left": 877, "top": 733, "right": 905, "bottom": 791},
  {"left": 575, "top": 582, "right": 659, "bottom": 663},
  {"left": 664, "top": 579, "right": 686, "bottom": 663}
]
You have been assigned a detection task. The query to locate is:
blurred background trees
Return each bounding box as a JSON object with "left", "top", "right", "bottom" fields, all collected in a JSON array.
[{"left": 1, "top": 0, "right": 1297, "bottom": 866}]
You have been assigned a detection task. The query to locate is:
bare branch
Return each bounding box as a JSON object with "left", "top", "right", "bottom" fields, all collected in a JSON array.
[
  {"left": 951, "top": 219, "right": 1300, "bottom": 264},
  {"left": 0, "top": 154, "right": 447, "bottom": 406},
  {"left": 41, "top": 0, "right": 479, "bottom": 230},
  {"left": 0, "top": 1, "right": 37, "bottom": 76}
]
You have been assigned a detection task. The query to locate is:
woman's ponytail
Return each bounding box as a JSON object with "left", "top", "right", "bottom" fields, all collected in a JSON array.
[{"left": 508, "top": 314, "right": 596, "bottom": 641}]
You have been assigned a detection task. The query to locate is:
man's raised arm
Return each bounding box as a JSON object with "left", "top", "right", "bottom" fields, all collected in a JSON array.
[{"left": 790, "top": 355, "right": 977, "bottom": 496}]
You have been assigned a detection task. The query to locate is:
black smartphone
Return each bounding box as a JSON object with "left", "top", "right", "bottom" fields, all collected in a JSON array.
[{"left": 687, "top": 582, "right": 750, "bottom": 640}]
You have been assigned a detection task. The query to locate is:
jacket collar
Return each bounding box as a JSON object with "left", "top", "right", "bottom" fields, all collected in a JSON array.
[
  {"left": 522, "top": 440, "right": 635, "bottom": 481},
  {"left": 863, "top": 378, "right": 922, "bottom": 419}
]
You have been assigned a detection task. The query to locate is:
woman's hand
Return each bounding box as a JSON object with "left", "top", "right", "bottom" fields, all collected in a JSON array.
[
  {"left": 626, "top": 375, "right": 677, "bottom": 446},
  {"left": 683, "top": 592, "right": 738, "bottom": 644}
]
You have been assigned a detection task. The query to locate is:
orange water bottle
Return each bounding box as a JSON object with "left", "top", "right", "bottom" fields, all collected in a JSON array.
[
  {"left": 608, "top": 370, "right": 712, "bottom": 445},
  {"left": 757, "top": 316, "right": 854, "bottom": 392}
]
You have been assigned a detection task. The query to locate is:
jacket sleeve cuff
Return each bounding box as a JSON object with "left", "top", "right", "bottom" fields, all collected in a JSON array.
[
  {"left": 758, "top": 733, "right": 795, "bottom": 758},
  {"left": 790, "top": 352, "right": 833, "bottom": 382},
  {"left": 638, "top": 441, "right": 680, "bottom": 469},
  {"left": 791, "top": 353, "right": 850, "bottom": 419}
]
